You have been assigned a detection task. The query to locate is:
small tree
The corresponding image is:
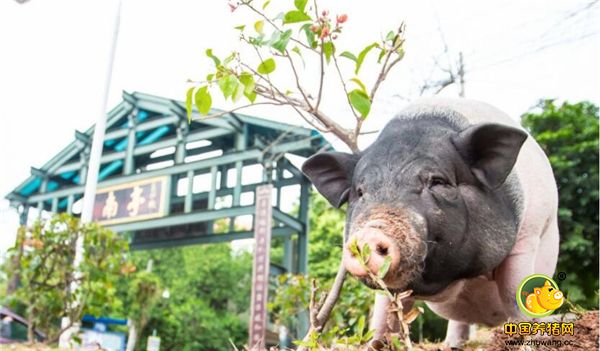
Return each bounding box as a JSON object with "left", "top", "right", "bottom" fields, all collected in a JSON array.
[
  {"left": 186, "top": 0, "right": 405, "bottom": 152},
  {"left": 3, "top": 213, "right": 130, "bottom": 344},
  {"left": 185, "top": 1, "right": 411, "bottom": 345}
]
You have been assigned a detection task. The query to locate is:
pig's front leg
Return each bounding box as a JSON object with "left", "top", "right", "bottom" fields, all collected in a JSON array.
[
  {"left": 444, "top": 320, "right": 471, "bottom": 348},
  {"left": 371, "top": 293, "right": 392, "bottom": 340},
  {"left": 370, "top": 293, "right": 414, "bottom": 340}
]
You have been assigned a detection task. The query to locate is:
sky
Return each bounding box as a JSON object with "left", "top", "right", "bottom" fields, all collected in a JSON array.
[{"left": 0, "top": 0, "right": 598, "bottom": 255}]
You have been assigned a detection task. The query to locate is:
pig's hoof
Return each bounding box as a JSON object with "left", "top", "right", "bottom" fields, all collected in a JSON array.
[{"left": 368, "top": 338, "right": 386, "bottom": 350}]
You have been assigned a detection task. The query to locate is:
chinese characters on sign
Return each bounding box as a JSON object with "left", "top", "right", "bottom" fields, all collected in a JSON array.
[
  {"left": 249, "top": 184, "right": 273, "bottom": 350},
  {"left": 92, "top": 176, "right": 168, "bottom": 225}
]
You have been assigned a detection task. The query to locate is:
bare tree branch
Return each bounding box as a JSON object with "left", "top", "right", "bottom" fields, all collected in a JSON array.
[
  {"left": 284, "top": 50, "right": 313, "bottom": 108},
  {"left": 314, "top": 38, "right": 325, "bottom": 111},
  {"left": 370, "top": 23, "right": 405, "bottom": 101},
  {"left": 332, "top": 54, "right": 360, "bottom": 120},
  {"left": 297, "top": 263, "right": 347, "bottom": 351}
]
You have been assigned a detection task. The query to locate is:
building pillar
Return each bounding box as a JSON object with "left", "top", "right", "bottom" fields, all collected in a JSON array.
[
  {"left": 175, "top": 121, "right": 188, "bottom": 164},
  {"left": 297, "top": 180, "right": 310, "bottom": 275},
  {"left": 37, "top": 177, "right": 48, "bottom": 218},
  {"left": 79, "top": 146, "right": 91, "bottom": 185},
  {"left": 296, "top": 179, "right": 310, "bottom": 339},
  {"left": 184, "top": 170, "right": 194, "bottom": 213},
  {"left": 231, "top": 124, "right": 247, "bottom": 232},
  {"left": 124, "top": 112, "right": 137, "bottom": 175}
]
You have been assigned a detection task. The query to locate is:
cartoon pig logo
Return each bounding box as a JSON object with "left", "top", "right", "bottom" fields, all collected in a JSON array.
[
  {"left": 525, "top": 280, "right": 564, "bottom": 314},
  {"left": 517, "top": 274, "right": 565, "bottom": 317}
]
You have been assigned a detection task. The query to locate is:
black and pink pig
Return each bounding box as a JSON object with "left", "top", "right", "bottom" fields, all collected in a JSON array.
[{"left": 302, "top": 98, "right": 559, "bottom": 347}]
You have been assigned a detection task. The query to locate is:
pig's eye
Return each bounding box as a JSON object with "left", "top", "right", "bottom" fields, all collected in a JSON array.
[
  {"left": 356, "top": 186, "right": 364, "bottom": 197},
  {"left": 430, "top": 176, "right": 448, "bottom": 188}
]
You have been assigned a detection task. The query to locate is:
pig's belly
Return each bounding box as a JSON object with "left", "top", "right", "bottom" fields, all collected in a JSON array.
[{"left": 424, "top": 275, "right": 509, "bottom": 327}]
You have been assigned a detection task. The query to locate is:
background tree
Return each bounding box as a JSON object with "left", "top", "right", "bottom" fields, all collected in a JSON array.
[
  {"left": 124, "top": 271, "right": 162, "bottom": 350},
  {"left": 111, "top": 243, "right": 253, "bottom": 351},
  {"left": 521, "top": 100, "right": 599, "bottom": 309},
  {"left": 2, "top": 213, "right": 129, "bottom": 344}
]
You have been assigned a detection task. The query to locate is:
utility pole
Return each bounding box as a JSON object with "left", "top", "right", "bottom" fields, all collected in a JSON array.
[{"left": 59, "top": 0, "right": 122, "bottom": 347}]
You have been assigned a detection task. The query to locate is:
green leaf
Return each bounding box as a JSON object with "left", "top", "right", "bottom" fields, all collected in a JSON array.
[
  {"left": 363, "top": 329, "right": 375, "bottom": 342},
  {"left": 350, "top": 77, "right": 367, "bottom": 93},
  {"left": 340, "top": 51, "right": 357, "bottom": 62},
  {"left": 294, "top": 0, "right": 308, "bottom": 12},
  {"left": 206, "top": 73, "right": 214, "bottom": 82},
  {"left": 232, "top": 82, "right": 244, "bottom": 103},
  {"left": 239, "top": 72, "right": 255, "bottom": 94},
  {"left": 271, "top": 29, "right": 292, "bottom": 53},
  {"left": 194, "top": 86, "right": 212, "bottom": 115},
  {"left": 254, "top": 20, "right": 264, "bottom": 34},
  {"left": 222, "top": 52, "right": 236, "bottom": 66},
  {"left": 385, "top": 30, "right": 396, "bottom": 41},
  {"left": 355, "top": 43, "right": 378, "bottom": 74},
  {"left": 300, "top": 23, "right": 317, "bottom": 48},
  {"left": 377, "top": 48, "right": 387, "bottom": 63},
  {"left": 262, "top": 0, "right": 271, "bottom": 10},
  {"left": 396, "top": 47, "right": 405, "bottom": 59},
  {"left": 357, "top": 315, "right": 366, "bottom": 338},
  {"left": 218, "top": 75, "right": 238, "bottom": 99},
  {"left": 349, "top": 89, "right": 371, "bottom": 118},
  {"left": 349, "top": 238, "right": 360, "bottom": 258},
  {"left": 283, "top": 10, "right": 311, "bottom": 24},
  {"left": 249, "top": 34, "right": 266, "bottom": 47},
  {"left": 245, "top": 90, "right": 257, "bottom": 103},
  {"left": 273, "top": 12, "right": 285, "bottom": 21},
  {"left": 205, "top": 49, "right": 220, "bottom": 66},
  {"left": 257, "top": 58, "right": 276, "bottom": 75},
  {"left": 322, "top": 41, "right": 334, "bottom": 63},
  {"left": 234, "top": 24, "right": 245, "bottom": 31},
  {"left": 360, "top": 243, "right": 371, "bottom": 265},
  {"left": 291, "top": 46, "right": 305, "bottom": 67},
  {"left": 185, "top": 87, "right": 194, "bottom": 122},
  {"left": 391, "top": 335, "right": 403, "bottom": 349},
  {"left": 378, "top": 256, "right": 392, "bottom": 279}
]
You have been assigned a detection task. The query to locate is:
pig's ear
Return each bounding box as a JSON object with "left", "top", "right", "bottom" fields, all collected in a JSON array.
[
  {"left": 452, "top": 123, "right": 528, "bottom": 188},
  {"left": 301, "top": 152, "right": 358, "bottom": 208}
]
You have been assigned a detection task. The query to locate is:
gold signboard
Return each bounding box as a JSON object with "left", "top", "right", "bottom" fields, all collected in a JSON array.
[{"left": 92, "top": 176, "right": 169, "bottom": 225}]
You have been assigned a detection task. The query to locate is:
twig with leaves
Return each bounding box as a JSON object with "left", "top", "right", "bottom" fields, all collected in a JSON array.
[
  {"left": 186, "top": 0, "right": 406, "bottom": 152},
  {"left": 348, "top": 239, "right": 423, "bottom": 350}
]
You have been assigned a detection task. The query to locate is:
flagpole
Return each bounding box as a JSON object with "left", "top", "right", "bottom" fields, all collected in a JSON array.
[{"left": 59, "top": 0, "right": 122, "bottom": 347}]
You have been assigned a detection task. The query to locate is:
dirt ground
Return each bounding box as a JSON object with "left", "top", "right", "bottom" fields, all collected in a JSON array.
[{"left": 6, "top": 311, "right": 598, "bottom": 350}]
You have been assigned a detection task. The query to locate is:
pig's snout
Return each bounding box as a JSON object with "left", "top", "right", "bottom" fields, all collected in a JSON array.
[{"left": 343, "top": 228, "right": 400, "bottom": 279}]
